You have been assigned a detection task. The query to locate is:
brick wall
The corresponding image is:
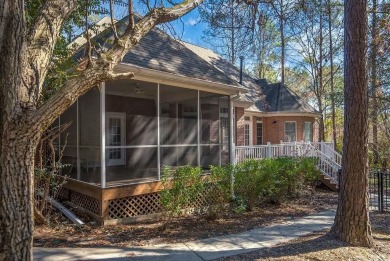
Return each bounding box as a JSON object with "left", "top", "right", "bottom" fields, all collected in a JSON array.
[
  {"left": 235, "top": 107, "right": 245, "bottom": 146},
  {"left": 262, "top": 116, "right": 315, "bottom": 144},
  {"left": 234, "top": 107, "right": 316, "bottom": 145}
]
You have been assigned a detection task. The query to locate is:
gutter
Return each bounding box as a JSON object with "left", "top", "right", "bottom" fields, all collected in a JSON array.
[
  {"left": 115, "top": 63, "right": 248, "bottom": 95},
  {"left": 249, "top": 110, "right": 322, "bottom": 118}
]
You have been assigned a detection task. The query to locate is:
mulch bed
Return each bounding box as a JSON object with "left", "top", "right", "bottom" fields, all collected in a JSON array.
[
  {"left": 219, "top": 212, "right": 390, "bottom": 260},
  {"left": 34, "top": 188, "right": 338, "bottom": 248}
]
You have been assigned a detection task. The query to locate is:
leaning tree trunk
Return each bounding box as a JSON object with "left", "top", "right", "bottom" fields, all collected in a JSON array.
[
  {"left": 0, "top": 133, "right": 39, "bottom": 260},
  {"left": 331, "top": 0, "right": 374, "bottom": 247},
  {"left": 0, "top": 1, "right": 37, "bottom": 259}
]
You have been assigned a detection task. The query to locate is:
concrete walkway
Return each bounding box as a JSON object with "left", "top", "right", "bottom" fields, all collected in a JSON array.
[{"left": 33, "top": 210, "right": 335, "bottom": 261}]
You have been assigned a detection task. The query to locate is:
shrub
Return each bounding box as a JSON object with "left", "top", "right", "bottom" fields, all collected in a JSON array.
[
  {"left": 160, "top": 165, "right": 203, "bottom": 217},
  {"left": 234, "top": 157, "right": 321, "bottom": 207},
  {"left": 160, "top": 165, "right": 232, "bottom": 221}
]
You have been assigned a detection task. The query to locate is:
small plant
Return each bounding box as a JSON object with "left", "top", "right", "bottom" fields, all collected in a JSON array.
[{"left": 34, "top": 124, "right": 70, "bottom": 225}]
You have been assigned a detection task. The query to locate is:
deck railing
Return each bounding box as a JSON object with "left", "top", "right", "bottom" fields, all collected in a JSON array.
[{"left": 235, "top": 141, "right": 341, "bottom": 183}]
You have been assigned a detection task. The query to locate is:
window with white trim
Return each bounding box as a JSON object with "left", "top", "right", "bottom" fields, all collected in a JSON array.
[
  {"left": 106, "top": 113, "right": 126, "bottom": 166},
  {"left": 304, "top": 122, "right": 312, "bottom": 142},
  {"left": 284, "top": 121, "right": 296, "bottom": 142},
  {"left": 244, "top": 116, "right": 251, "bottom": 146},
  {"left": 256, "top": 120, "right": 263, "bottom": 145}
]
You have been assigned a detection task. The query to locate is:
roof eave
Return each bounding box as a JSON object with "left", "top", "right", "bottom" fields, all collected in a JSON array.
[
  {"left": 244, "top": 110, "right": 322, "bottom": 118},
  {"left": 115, "top": 63, "right": 247, "bottom": 96}
]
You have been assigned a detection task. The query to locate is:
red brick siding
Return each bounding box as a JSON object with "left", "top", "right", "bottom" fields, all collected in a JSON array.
[
  {"left": 262, "top": 116, "right": 315, "bottom": 144},
  {"left": 234, "top": 106, "right": 316, "bottom": 145},
  {"left": 235, "top": 107, "right": 245, "bottom": 146}
]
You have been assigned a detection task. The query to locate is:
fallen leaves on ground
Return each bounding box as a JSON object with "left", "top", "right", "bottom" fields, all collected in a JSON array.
[{"left": 34, "top": 188, "right": 337, "bottom": 248}]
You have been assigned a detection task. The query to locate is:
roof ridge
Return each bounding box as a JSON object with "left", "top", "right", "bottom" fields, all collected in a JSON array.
[{"left": 281, "top": 84, "right": 318, "bottom": 112}]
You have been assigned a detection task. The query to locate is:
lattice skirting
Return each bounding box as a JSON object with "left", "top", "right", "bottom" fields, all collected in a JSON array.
[
  {"left": 69, "top": 191, "right": 100, "bottom": 215},
  {"left": 109, "top": 193, "right": 162, "bottom": 219},
  {"left": 108, "top": 184, "right": 226, "bottom": 220}
]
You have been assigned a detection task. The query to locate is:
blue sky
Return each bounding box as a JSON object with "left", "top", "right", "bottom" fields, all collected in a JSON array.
[
  {"left": 167, "top": 9, "right": 207, "bottom": 46},
  {"left": 110, "top": 3, "right": 209, "bottom": 48}
]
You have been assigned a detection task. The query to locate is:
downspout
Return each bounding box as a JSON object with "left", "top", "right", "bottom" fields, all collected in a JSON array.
[{"left": 229, "top": 92, "right": 241, "bottom": 199}]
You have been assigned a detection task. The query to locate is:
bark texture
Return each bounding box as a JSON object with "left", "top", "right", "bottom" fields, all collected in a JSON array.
[
  {"left": 0, "top": 0, "right": 203, "bottom": 260},
  {"left": 331, "top": 0, "right": 374, "bottom": 247}
]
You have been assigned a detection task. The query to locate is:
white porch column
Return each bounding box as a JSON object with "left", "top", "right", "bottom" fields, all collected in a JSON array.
[
  {"left": 76, "top": 99, "right": 80, "bottom": 180},
  {"left": 157, "top": 83, "right": 161, "bottom": 180},
  {"left": 100, "top": 82, "right": 106, "bottom": 188},
  {"left": 229, "top": 101, "right": 236, "bottom": 165},
  {"left": 197, "top": 90, "right": 201, "bottom": 167},
  {"left": 229, "top": 97, "right": 235, "bottom": 198}
]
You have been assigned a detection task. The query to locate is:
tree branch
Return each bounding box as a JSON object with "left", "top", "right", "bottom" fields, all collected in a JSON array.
[
  {"left": 31, "top": 62, "right": 134, "bottom": 131},
  {"left": 27, "top": 0, "right": 77, "bottom": 102},
  {"left": 106, "top": 0, "right": 204, "bottom": 65},
  {"left": 32, "top": 0, "right": 203, "bottom": 131}
]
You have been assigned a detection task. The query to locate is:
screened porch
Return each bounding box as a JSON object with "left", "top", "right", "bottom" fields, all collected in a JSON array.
[{"left": 56, "top": 79, "right": 231, "bottom": 188}]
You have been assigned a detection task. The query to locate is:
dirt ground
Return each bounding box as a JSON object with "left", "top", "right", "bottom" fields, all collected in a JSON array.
[
  {"left": 219, "top": 212, "right": 390, "bottom": 261},
  {"left": 34, "top": 188, "right": 338, "bottom": 248}
]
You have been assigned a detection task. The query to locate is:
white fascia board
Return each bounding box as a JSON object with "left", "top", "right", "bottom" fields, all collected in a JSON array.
[
  {"left": 115, "top": 63, "right": 247, "bottom": 96},
  {"left": 243, "top": 110, "right": 322, "bottom": 118}
]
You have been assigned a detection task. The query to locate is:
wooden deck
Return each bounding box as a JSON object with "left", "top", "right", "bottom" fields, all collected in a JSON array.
[{"left": 61, "top": 177, "right": 170, "bottom": 225}]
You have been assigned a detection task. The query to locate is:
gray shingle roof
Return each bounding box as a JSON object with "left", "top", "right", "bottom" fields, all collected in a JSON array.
[
  {"left": 182, "top": 42, "right": 318, "bottom": 114},
  {"left": 74, "top": 17, "right": 318, "bottom": 114}
]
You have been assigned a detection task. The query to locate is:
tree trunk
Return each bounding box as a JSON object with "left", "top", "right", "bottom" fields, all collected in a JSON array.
[
  {"left": 0, "top": 135, "right": 38, "bottom": 260},
  {"left": 0, "top": 2, "right": 37, "bottom": 259},
  {"left": 280, "top": 0, "right": 285, "bottom": 83},
  {"left": 318, "top": 98, "right": 326, "bottom": 142},
  {"left": 331, "top": 0, "right": 374, "bottom": 247},
  {"left": 371, "top": 0, "right": 379, "bottom": 166},
  {"left": 328, "top": 0, "right": 337, "bottom": 149}
]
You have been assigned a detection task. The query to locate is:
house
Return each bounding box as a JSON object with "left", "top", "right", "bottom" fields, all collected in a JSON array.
[{"left": 54, "top": 18, "right": 320, "bottom": 224}]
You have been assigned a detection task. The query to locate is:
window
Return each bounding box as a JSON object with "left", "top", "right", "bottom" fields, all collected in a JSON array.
[
  {"left": 256, "top": 121, "right": 263, "bottom": 145},
  {"left": 106, "top": 113, "right": 126, "bottom": 166},
  {"left": 244, "top": 116, "right": 251, "bottom": 146},
  {"left": 304, "top": 122, "right": 312, "bottom": 142},
  {"left": 284, "top": 122, "right": 296, "bottom": 142}
]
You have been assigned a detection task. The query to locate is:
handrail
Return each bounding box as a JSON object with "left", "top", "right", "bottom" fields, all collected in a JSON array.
[{"left": 235, "top": 142, "right": 341, "bottom": 184}]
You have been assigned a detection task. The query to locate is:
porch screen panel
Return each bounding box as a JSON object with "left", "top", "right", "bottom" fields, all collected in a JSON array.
[
  {"left": 104, "top": 80, "right": 158, "bottom": 185},
  {"left": 160, "top": 85, "right": 198, "bottom": 168},
  {"left": 59, "top": 103, "right": 78, "bottom": 180},
  {"left": 199, "top": 92, "right": 229, "bottom": 168},
  {"left": 78, "top": 87, "right": 101, "bottom": 184}
]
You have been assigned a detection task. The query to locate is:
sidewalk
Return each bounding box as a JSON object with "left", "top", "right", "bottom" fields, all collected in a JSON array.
[{"left": 33, "top": 210, "right": 335, "bottom": 261}]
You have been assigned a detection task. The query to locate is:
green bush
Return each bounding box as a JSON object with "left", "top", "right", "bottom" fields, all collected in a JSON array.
[
  {"left": 160, "top": 157, "right": 321, "bottom": 218},
  {"left": 234, "top": 157, "right": 321, "bottom": 207},
  {"left": 160, "top": 165, "right": 231, "bottom": 219},
  {"left": 160, "top": 165, "right": 203, "bottom": 217}
]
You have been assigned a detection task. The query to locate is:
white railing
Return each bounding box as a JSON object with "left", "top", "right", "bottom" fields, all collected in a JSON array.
[
  {"left": 312, "top": 148, "right": 341, "bottom": 183},
  {"left": 235, "top": 141, "right": 342, "bottom": 184},
  {"left": 236, "top": 142, "right": 315, "bottom": 163}
]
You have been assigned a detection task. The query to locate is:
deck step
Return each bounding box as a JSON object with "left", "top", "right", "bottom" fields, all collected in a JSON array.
[{"left": 319, "top": 174, "right": 339, "bottom": 191}]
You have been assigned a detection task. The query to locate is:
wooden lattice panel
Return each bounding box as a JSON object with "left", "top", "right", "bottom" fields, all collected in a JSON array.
[
  {"left": 70, "top": 191, "right": 100, "bottom": 215},
  {"left": 108, "top": 193, "right": 162, "bottom": 219},
  {"left": 57, "top": 187, "right": 69, "bottom": 200}
]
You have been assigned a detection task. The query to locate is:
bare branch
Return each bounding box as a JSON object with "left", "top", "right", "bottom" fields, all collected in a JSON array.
[
  {"left": 27, "top": 0, "right": 77, "bottom": 102},
  {"left": 107, "top": 0, "right": 204, "bottom": 66},
  {"left": 84, "top": 0, "right": 93, "bottom": 67},
  {"left": 33, "top": 0, "right": 203, "bottom": 132},
  {"left": 110, "top": 0, "right": 119, "bottom": 41},
  {"left": 128, "top": 0, "right": 135, "bottom": 31}
]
